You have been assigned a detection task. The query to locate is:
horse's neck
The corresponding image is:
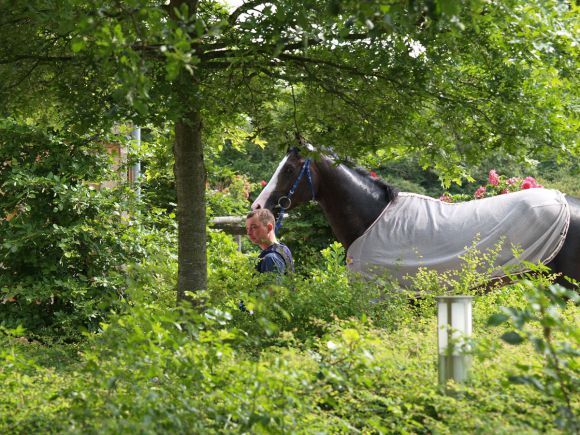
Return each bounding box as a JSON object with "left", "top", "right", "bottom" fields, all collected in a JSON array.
[{"left": 314, "top": 160, "right": 393, "bottom": 249}]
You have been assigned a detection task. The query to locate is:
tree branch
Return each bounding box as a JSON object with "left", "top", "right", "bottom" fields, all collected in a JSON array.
[
  {"left": 0, "top": 55, "right": 74, "bottom": 64},
  {"left": 227, "top": 0, "right": 267, "bottom": 26},
  {"left": 276, "top": 52, "right": 373, "bottom": 78},
  {"left": 199, "top": 32, "right": 371, "bottom": 61}
]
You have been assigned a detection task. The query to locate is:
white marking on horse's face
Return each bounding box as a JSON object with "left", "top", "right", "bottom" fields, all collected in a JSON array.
[{"left": 251, "top": 154, "right": 290, "bottom": 209}]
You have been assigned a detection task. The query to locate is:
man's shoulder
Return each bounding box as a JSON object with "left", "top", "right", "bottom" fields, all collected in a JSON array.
[
  {"left": 258, "top": 243, "right": 294, "bottom": 273},
  {"left": 260, "top": 243, "right": 291, "bottom": 256},
  {"left": 272, "top": 243, "right": 291, "bottom": 254},
  {"left": 269, "top": 243, "right": 294, "bottom": 272},
  {"left": 259, "top": 251, "right": 285, "bottom": 273}
]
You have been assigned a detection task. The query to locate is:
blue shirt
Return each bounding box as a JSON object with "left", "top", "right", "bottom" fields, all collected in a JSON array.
[{"left": 257, "top": 243, "right": 294, "bottom": 274}]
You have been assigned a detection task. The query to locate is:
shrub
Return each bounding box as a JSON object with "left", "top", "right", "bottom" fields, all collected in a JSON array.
[
  {"left": 0, "top": 121, "right": 144, "bottom": 335},
  {"left": 207, "top": 239, "right": 410, "bottom": 348},
  {"left": 1, "top": 262, "right": 577, "bottom": 433},
  {"left": 440, "top": 169, "right": 544, "bottom": 202},
  {"left": 487, "top": 279, "right": 580, "bottom": 432},
  {"left": 4, "top": 297, "right": 572, "bottom": 433}
]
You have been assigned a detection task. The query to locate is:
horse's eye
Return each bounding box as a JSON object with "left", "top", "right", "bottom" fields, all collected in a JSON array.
[{"left": 283, "top": 166, "right": 294, "bottom": 174}]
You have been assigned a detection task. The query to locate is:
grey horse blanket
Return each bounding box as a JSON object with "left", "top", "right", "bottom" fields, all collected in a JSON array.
[{"left": 346, "top": 189, "right": 570, "bottom": 286}]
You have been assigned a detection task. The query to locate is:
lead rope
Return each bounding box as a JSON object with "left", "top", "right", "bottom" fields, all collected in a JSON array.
[{"left": 275, "top": 158, "right": 316, "bottom": 234}]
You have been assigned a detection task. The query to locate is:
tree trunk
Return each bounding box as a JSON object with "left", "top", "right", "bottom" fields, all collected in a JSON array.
[{"left": 174, "top": 109, "right": 207, "bottom": 304}]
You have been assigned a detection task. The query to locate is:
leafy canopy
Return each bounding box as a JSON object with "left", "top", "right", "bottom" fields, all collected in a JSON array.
[{"left": 1, "top": 1, "right": 577, "bottom": 185}]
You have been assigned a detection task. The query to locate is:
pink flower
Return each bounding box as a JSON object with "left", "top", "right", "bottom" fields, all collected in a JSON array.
[
  {"left": 488, "top": 169, "right": 499, "bottom": 186},
  {"left": 370, "top": 171, "right": 378, "bottom": 179},
  {"left": 260, "top": 180, "right": 267, "bottom": 187},
  {"left": 440, "top": 171, "right": 546, "bottom": 204},
  {"left": 521, "top": 176, "right": 537, "bottom": 190},
  {"left": 474, "top": 186, "right": 486, "bottom": 199}
]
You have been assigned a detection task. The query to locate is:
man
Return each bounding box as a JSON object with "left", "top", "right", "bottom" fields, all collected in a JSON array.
[
  {"left": 239, "top": 209, "right": 294, "bottom": 313},
  {"left": 245, "top": 209, "right": 294, "bottom": 274}
]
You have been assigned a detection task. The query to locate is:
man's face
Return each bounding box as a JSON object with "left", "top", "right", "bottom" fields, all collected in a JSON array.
[{"left": 246, "top": 215, "right": 271, "bottom": 246}]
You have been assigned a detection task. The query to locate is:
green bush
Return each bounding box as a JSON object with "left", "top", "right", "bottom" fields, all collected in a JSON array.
[
  {"left": 0, "top": 121, "right": 145, "bottom": 335},
  {"left": 487, "top": 280, "right": 580, "bottom": 432},
  {"left": 3, "top": 294, "right": 574, "bottom": 433},
  {"left": 207, "top": 239, "right": 409, "bottom": 346}
]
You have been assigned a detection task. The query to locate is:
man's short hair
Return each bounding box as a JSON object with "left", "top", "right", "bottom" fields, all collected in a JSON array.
[{"left": 246, "top": 208, "right": 275, "bottom": 226}]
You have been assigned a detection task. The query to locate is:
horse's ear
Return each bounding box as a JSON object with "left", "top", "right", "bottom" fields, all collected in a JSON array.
[
  {"left": 291, "top": 133, "right": 316, "bottom": 155},
  {"left": 284, "top": 132, "right": 305, "bottom": 155}
]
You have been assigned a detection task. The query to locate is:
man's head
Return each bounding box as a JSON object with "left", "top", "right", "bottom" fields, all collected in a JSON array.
[{"left": 246, "top": 209, "right": 276, "bottom": 249}]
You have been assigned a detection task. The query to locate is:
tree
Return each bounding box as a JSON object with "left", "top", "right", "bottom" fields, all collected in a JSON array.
[{"left": 1, "top": 0, "right": 577, "bottom": 302}]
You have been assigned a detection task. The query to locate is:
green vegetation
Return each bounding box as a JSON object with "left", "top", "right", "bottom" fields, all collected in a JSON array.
[
  {"left": 0, "top": 122, "right": 143, "bottom": 334},
  {"left": 1, "top": 243, "right": 578, "bottom": 433},
  {"left": 2, "top": 135, "right": 578, "bottom": 431},
  {"left": 0, "top": 0, "right": 578, "bottom": 432}
]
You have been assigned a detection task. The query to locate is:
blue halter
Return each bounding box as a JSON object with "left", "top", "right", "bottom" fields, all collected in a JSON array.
[{"left": 275, "top": 158, "right": 316, "bottom": 234}]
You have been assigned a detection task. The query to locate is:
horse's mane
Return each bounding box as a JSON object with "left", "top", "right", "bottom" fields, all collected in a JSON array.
[
  {"left": 353, "top": 167, "right": 399, "bottom": 202},
  {"left": 296, "top": 145, "right": 399, "bottom": 203}
]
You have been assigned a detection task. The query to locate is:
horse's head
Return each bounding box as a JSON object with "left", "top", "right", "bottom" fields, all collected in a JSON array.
[{"left": 251, "top": 147, "right": 318, "bottom": 213}]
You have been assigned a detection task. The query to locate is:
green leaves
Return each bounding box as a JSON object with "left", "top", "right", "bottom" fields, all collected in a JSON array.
[
  {"left": 487, "top": 279, "right": 579, "bottom": 431},
  {"left": 1, "top": 242, "right": 578, "bottom": 433},
  {"left": 486, "top": 312, "right": 509, "bottom": 327},
  {"left": 0, "top": 121, "right": 147, "bottom": 333},
  {"left": 70, "top": 37, "right": 85, "bottom": 53},
  {"left": 508, "top": 375, "right": 545, "bottom": 391},
  {"left": 500, "top": 331, "right": 525, "bottom": 345}
]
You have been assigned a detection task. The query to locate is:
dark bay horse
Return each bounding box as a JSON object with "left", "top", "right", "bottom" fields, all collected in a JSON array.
[{"left": 251, "top": 148, "right": 580, "bottom": 287}]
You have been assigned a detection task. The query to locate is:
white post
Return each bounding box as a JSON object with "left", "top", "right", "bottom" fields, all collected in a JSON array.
[
  {"left": 130, "top": 127, "right": 141, "bottom": 199},
  {"left": 436, "top": 295, "right": 473, "bottom": 386}
]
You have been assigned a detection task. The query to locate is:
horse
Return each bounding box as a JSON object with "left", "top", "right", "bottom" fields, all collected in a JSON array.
[{"left": 251, "top": 147, "right": 580, "bottom": 288}]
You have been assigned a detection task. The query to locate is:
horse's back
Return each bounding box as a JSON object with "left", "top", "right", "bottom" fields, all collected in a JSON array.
[{"left": 347, "top": 189, "right": 570, "bottom": 286}]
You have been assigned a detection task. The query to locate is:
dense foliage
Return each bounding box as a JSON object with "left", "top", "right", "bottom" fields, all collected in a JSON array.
[
  {"left": 0, "top": 121, "right": 147, "bottom": 334},
  {"left": 1, "top": 240, "right": 578, "bottom": 433},
  {"left": 0, "top": 121, "right": 577, "bottom": 430}
]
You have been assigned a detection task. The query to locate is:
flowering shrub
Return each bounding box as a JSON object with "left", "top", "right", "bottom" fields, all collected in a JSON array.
[{"left": 440, "top": 170, "right": 543, "bottom": 203}]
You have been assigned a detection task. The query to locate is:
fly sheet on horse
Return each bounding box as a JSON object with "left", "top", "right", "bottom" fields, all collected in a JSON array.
[
  {"left": 252, "top": 147, "right": 580, "bottom": 288},
  {"left": 346, "top": 190, "right": 569, "bottom": 285}
]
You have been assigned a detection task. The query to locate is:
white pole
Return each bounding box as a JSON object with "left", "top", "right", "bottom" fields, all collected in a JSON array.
[
  {"left": 436, "top": 295, "right": 474, "bottom": 386},
  {"left": 130, "top": 127, "right": 141, "bottom": 199}
]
